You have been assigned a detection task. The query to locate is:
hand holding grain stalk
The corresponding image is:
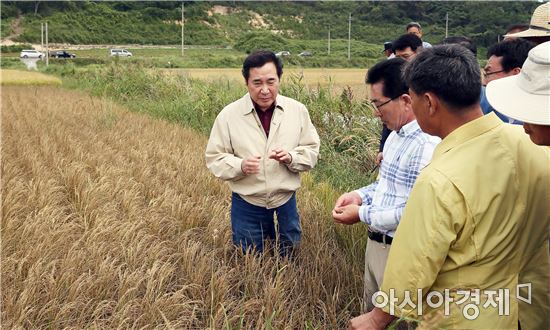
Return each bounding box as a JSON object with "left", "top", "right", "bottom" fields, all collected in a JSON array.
[
  {"left": 241, "top": 156, "right": 261, "bottom": 175},
  {"left": 332, "top": 204, "right": 361, "bottom": 225},
  {"left": 268, "top": 148, "right": 292, "bottom": 164},
  {"left": 332, "top": 191, "right": 362, "bottom": 224}
]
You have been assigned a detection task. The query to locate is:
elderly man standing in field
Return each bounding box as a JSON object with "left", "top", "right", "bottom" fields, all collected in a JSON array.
[
  {"left": 332, "top": 57, "right": 439, "bottom": 312},
  {"left": 349, "top": 45, "right": 549, "bottom": 330},
  {"left": 406, "top": 22, "right": 432, "bottom": 48},
  {"left": 205, "top": 50, "right": 320, "bottom": 257}
]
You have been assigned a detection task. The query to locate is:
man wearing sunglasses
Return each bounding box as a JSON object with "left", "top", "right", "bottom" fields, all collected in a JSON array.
[
  {"left": 480, "top": 38, "right": 534, "bottom": 124},
  {"left": 332, "top": 57, "right": 439, "bottom": 313}
]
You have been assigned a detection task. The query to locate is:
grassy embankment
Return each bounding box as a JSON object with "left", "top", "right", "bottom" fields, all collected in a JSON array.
[{"left": 1, "top": 40, "right": 384, "bottom": 70}]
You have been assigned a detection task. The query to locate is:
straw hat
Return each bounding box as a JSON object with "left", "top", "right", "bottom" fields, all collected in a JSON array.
[
  {"left": 505, "top": 2, "right": 550, "bottom": 38},
  {"left": 486, "top": 42, "right": 550, "bottom": 125}
]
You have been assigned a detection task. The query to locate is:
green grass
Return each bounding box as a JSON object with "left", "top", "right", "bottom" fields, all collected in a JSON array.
[
  {"left": 2, "top": 44, "right": 383, "bottom": 70},
  {"left": 60, "top": 47, "right": 239, "bottom": 59},
  {"left": 0, "top": 58, "right": 27, "bottom": 70},
  {"left": 0, "top": 17, "right": 14, "bottom": 39}
]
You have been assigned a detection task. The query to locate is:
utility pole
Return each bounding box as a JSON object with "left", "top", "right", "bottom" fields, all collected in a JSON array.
[
  {"left": 181, "top": 1, "right": 189, "bottom": 56},
  {"left": 45, "top": 21, "right": 49, "bottom": 66},
  {"left": 327, "top": 26, "right": 331, "bottom": 56},
  {"left": 41, "top": 22, "right": 44, "bottom": 50},
  {"left": 445, "top": 12, "right": 449, "bottom": 38},
  {"left": 347, "top": 13, "right": 351, "bottom": 60}
]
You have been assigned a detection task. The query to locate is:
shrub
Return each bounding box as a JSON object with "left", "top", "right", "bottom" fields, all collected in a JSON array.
[
  {"left": 234, "top": 31, "right": 289, "bottom": 54},
  {"left": 1, "top": 44, "right": 33, "bottom": 53}
]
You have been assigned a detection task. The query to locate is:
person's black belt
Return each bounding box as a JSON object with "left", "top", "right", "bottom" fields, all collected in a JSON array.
[{"left": 368, "top": 230, "right": 393, "bottom": 245}]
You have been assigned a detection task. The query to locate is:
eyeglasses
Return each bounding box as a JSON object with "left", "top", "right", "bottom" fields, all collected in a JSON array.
[
  {"left": 483, "top": 69, "right": 506, "bottom": 77},
  {"left": 371, "top": 95, "right": 400, "bottom": 113}
]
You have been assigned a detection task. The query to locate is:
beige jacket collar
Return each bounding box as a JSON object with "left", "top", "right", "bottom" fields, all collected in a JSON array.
[{"left": 241, "top": 93, "right": 286, "bottom": 116}]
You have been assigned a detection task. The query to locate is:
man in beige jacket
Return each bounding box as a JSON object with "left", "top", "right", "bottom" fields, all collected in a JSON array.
[{"left": 205, "top": 50, "right": 320, "bottom": 256}]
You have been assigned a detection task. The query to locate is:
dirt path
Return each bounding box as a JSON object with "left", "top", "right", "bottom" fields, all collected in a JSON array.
[
  {"left": 10, "top": 14, "right": 23, "bottom": 39},
  {"left": 2, "top": 12, "right": 23, "bottom": 45}
]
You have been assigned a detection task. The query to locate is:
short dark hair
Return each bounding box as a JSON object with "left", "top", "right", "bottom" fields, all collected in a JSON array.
[
  {"left": 440, "top": 36, "right": 477, "bottom": 56},
  {"left": 403, "top": 45, "right": 481, "bottom": 111},
  {"left": 487, "top": 39, "right": 535, "bottom": 72},
  {"left": 366, "top": 57, "right": 408, "bottom": 99},
  {"left": 406, "top": 22, "right": 422, "bottom": 31},
  {"left": 393, "top": 34, "right": 423, "bottom": 52},
  {"left": 242, "top": 50, "right": 283, "bottom": 82},
  {"left": 505, "top": 23, "right": 529, "bottom": 35}
]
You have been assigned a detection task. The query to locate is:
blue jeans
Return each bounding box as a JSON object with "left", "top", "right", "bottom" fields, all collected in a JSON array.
[{"left": 231, "top": 192, "right": 301, "bottom": 256}]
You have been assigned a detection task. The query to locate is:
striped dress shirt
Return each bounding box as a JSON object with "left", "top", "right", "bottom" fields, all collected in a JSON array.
[{"left": 355, "top": 120, "right": 440, "bottom": 237}]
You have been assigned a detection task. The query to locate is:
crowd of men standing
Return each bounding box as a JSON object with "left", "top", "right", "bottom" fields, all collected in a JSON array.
[{"left": 206, "top": 2, "right": 549, "bottom": 329}]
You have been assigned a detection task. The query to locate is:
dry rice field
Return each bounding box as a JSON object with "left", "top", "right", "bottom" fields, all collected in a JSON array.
[
  {"left": 166, "top": 68, "right": 369, "bottom": 99},
  {"left": 1, "top": 69, "right": 62, "bottom": 86},
  {"left": 1, "top": 85, "right": 364, "bottom": 328}
]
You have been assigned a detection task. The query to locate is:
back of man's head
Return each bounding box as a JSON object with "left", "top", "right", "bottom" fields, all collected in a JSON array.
[
  {"left": 242, "top": 50, "right": 283, "bottom": 82},
  {"left": 404, "top": 45, "right": 481, "bottom": 111},
  {"left": 504, "top": 23, "right": 529, "bottom": 36},
  {"left": 440, "top": 36, "right": 477, "bottom": 56},
  {"left": 366, "top": 57, "right": 408, "bottom": 98},
  {"left": 487, "top": 39, "right": 535, "bottom": 72},
  {"left": 393, "top": 34, "right": 423, "bottom": 52}
]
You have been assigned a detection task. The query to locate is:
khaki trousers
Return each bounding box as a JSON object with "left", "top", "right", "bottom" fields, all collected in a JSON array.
[{"left": 363, "top": 237, "right": 391, "bottom": 312}]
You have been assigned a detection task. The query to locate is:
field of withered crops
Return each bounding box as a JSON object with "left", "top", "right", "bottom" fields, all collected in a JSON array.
[{"left": 1, "top": 86, "right": 364, "bottom": 329}]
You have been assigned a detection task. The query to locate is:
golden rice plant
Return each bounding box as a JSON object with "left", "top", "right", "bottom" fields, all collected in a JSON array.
[
  {"left": 1, "top": 69, "right": 62, "bottom": 86},
  {"left": 162, "top": 67, "right": 369, "bottom": 99},
  {"left": 1, "top": 86, "right": 365, "bottom": 328}
]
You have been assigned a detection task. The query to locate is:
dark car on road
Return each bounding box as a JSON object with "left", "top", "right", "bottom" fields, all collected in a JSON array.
[{"left": 52, "top": 50, "right": 76, "bottom": 58}]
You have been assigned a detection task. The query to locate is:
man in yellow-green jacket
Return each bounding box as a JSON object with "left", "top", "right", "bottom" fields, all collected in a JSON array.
[{"left": 348, "top": 45, "right": 549, "bottom": 329}]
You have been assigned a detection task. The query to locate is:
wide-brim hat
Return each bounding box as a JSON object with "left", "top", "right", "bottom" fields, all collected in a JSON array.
[
  {"left": 505, "top": 2, "right": 550, "bottom": 38},
  {"left": 486, "top": 42, "right": 550, "bottom": 125}
]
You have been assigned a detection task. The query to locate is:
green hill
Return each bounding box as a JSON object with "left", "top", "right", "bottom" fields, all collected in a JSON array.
[{"left": 1, "top": 1, "right": 539, "bottom": 49}]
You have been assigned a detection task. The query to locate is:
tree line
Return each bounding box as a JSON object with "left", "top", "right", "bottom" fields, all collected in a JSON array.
[{"left": 1, "top": 1, "right": 538, "bottom": 48}]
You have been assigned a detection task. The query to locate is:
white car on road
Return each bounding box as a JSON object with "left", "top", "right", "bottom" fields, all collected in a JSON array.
[
  {"left": 275, "top": 51, "right": 291, "bottom": 57},
  {"left": 110, "top": 49, "right": 133, "bottom": 57},
  {"left": 20, "top": 49, "right": 45, "bottom": 59}
]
